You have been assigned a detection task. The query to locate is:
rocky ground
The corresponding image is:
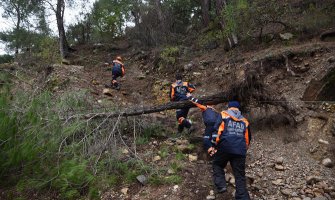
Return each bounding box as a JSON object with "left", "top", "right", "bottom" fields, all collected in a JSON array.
[{"left": 22, "top": 39, "right": 335, "bottom": 199}]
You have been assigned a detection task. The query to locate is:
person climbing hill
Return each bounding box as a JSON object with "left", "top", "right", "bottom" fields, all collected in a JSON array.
[
  {"left": 211, "top": 101, "right": 252, "bottom": 199},
  {"left": 105, "top": 56, "right": 125, "bottom": 90},
  {"left": 170, "top": 73, "right": 195, "bottom": 134},
  {"left": 186, "top": 93, "right": 220, "bottom": 153}
]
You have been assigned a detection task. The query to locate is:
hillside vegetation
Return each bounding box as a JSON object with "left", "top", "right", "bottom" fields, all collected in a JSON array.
[{"left": 0, "top": 0, "right": 335, "bottom": 200}]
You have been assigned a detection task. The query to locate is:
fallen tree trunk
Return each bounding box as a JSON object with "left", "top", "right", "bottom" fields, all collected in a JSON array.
[
  {"left": 77, "top": 91, "right": 238, "bottom": 120},
  {"left": 71, "top": 72, "right": 268, "bottom": 120}
]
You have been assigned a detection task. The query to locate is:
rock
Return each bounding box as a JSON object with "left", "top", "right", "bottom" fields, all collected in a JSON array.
[
  {"left": 210, "top": 190, "right": 215, "bottom": 195},
  {"left": 176, "top": 144, "right": 191, "bottom": 153},
  {"left": 122, "top": 149, "right": 129, "bottom": 154},
  {"left": 167, "top": 169, "right": 175, "bottom": 174},
  {"left": 272, "top": 179, "right": 283, "bottom": 185},
  {"left": 281, "top": 188, "right": 293, "bottom": 196},
  {"left": 103, "top": 88, "right": 113, "bottom": 95},
  {"left": 121, "top": 187, "right": 128, "bottom": 195},
  {"left": 188, "top": 154, "right": 198, "bottom": 162},
  {"left": 280, "top": 32, "right": 294, "bottom": 40},
  {"left": 303, "top": 197, "right": 312, "bottom": 200},
  {"left": 173, "top": 185, "right": 179, "bottom": 191},
  {"left": 62, "top": 58, "right": 70, "bottom": 65},
  {"left": 321, "top": 158, "right": 333, "bottom": 168},
  {"left": 225, "top": 173, "right": 234, "bottom": 182},
  {"left": 276, "top": 156, "right": 284, "bottom": 164},
  {"left": 318, "top": 139, "right": 329, "bottom": 145},
  {"left": 193, "top": 72, "right": 202, "bottom": 76},
  {"left": 153, "top": 155, "right": 161, "bottom": 162},
  {"left": 183, "top": 63, "right": 193, "bottom": 71},
  {"left": 136, "top": 175, "right": 147, "bottom": 185},
  {"left": 137, "top": 74, "right": 146, "bottom": 80},
  {"left": 312, "top": 196, "right": 327, "bottom": 200},
  {"left": 176, "top": 139, "right": 189, "bottom": 145},
  {"left": 206, "top": 195, "right": 215, "bottom": 200},
  {"left": 306, "top": 176, "right": 322, "bottom": 185},
  {"left": 275, "top": 164, "right": 285, "bottom": 171}
]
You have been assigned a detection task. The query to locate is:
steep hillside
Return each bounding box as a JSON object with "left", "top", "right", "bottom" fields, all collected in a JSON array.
[{"left": 38, "top": 39, "right": 335, "bottom": 200}]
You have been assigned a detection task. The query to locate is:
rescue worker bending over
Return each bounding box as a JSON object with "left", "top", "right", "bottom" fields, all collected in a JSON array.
[
  {"left": 105, "top": 56, "right": 125, "bottom": 90},
  {"left": 170, "top": 73, "right": 195, "bottom": 134},
  {"left": 211, "top": 101, "right": 251, "bottom": 199},
  {"left": 187, "top": 93, "right": 220, "bottom": 152}
]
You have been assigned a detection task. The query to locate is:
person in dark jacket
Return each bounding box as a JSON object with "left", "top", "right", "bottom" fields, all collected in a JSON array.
[
  {"left": 170, "top": 73, "right": 195, "bottom": 134},
  {"left": 211, "top": 101, "right": 251, "bottom": 199},
  {"left": 187, "top": 93, "right": 220, "bottom": 153},
  {"left": 105, "top": 56, "right": 125, "bottom": 90}
]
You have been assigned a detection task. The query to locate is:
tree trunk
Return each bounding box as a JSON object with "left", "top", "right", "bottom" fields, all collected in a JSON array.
[
  {"left": 216, "top": 0, "right": 238, "bottom": 49},
  {"left": 14, "top": 5, "right": 21, "bottom": 55},
  {"left": 201, "top": 0, "right": 211, "bottom": 27},
  {"left": 56, "top": 0, "right": 69, "bottom": 59},
  {"left": 154, "top": 0, "right": 168, "bottom": 39}
]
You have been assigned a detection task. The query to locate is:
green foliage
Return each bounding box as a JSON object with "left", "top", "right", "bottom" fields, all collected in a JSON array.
[
  {"left": 175, "top": 151, "right": 186, "bottom": 160},
  {"left": 159, "top": 46, "right": 180, "bottom": 69},
  {"left": 33, "top": 37, "right": 60, "bottom": 64},
  {"left": 52, "top": 159, "right": 94, "bottom": 199},
  {"left": 158, "top": 146, "right": 169, "bottom": 159},
  {"left": 0, "top": 54, "right": 14, "bottom": 64},
  {"left": 136, "top": 123, "right": 166, "bottom": 145},
  {"left": 0, "top": 87, "right": 99, "bottom": 199},
  {"left": 295, "top": 3, "right": 335, "bottom": 32},
  {"left": 90, "top": 0, "right": 132, "bottom": 42},
  {"left": 164, "top": 175, "right": 182, "bottom": 184},
  {"left": 169, "top": 162, "right": 182, "bottom": 172}
]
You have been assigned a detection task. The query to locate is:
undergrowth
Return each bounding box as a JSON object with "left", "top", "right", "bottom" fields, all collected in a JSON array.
[{"left": 0, "top": 72, "right": 173, "bottom": 199}]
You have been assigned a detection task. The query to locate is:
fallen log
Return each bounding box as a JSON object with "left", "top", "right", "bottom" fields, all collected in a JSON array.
[
  {"left": 78, "top": 91, "right": 237, "bottom": 120},
  {"left": 71, "top": 72, "right": 270, "bottom": 120}
]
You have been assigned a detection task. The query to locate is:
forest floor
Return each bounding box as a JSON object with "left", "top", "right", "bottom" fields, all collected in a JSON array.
[{"left": 5, "top": 38, "right": 335, "bottom": 200}]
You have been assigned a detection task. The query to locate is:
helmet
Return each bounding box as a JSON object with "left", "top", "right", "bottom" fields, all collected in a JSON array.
[{"left": 116, "top": 56, "right": 122, "bottom": 61}]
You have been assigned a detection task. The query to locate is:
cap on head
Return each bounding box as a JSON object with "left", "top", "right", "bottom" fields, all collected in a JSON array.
[
  {"left": 175, "top": 73, "right": 183, "bottom": 81},
  {"left": 228, "top": 101, "right": 240, "bottom": 109},
  {"left": 116, "top": 56, "right": 122, "bottom": 61}
]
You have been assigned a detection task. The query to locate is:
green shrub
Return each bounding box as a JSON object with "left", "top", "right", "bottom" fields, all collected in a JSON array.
[
  {"left": 164, "top": 175, "right": 182, "bottom": 184},
  {"left": 159, "top": 46, "right": 180, "bottom": 69},
  {"left": 0, "top": 54, "right": 14, "bottom": 64},
  {"left": 175, "top": 151, "right": 186, "bottom": 160},
  {"left": 52, "top": 159, "right": 94, "bottom": 200},
  {"left": 158, "top": 146, "right": 169, "bottom": 159}
]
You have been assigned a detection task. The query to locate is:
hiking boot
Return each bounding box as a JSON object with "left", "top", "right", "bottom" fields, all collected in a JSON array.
[{"left": 217, "top": 187, "right": 227, "bottom": 193}]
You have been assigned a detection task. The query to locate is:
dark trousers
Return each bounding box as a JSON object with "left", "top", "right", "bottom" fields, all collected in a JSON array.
[
  {"left": 176, "top": 107, "right": 191, "bottom": 132},
  {"left": 111, "top": 70, "right": 121, "bottom": 87},
  {"left": 213, "top": 151, "right": 250, "bottom": 200}
]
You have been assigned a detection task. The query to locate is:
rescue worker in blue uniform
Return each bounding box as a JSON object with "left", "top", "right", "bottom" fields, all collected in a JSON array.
[
  {"left": 211, "top": 101, "right": 251, "bottom": 199},
  {"left": 187, "top": 93, "right": 220, "bottom": 152},
  {"left": 105, "top": 56, "right": 125, "bottom": 90},
  {"left": 170, "top": 74, "right": 195, "bottom": 134}
]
